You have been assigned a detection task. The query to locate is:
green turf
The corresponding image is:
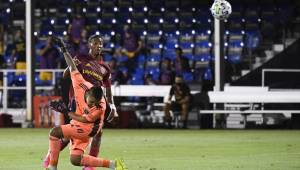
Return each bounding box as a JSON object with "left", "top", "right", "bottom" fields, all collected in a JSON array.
[{"left": 0, "top": 129, "right": 300, "bottom": 170}]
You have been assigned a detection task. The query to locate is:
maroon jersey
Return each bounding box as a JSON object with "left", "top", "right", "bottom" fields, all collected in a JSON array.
[{"left": 73, "top": 54, "right": 111, "bottom": 88}]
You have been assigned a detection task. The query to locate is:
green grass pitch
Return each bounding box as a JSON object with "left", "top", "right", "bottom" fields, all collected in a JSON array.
[{"left": 0, "top": 129, "right": 300, "bottom": 170}]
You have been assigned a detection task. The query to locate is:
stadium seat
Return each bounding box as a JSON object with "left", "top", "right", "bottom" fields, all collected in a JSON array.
[
  {"left": 163, "top": 48, "right": 176, "bottom": 61},
  {"left": 182, "top": 71, "right": 194, "bottom": 83}
]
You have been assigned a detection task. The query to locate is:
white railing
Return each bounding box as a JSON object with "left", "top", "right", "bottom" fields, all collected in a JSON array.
[
  {"left": 0, "top": 69, "right": 65, "bottom": 113},
  {"left": 262, "top": 68, "right": 300, "bottom": 87}
]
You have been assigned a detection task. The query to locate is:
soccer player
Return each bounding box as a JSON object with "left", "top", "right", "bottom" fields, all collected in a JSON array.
[
  {"left": 44, "top": 36, "right": 127, "bottom": 170},
  {"left": 43, "top": 34, "right": 118, "bottom": 170}
]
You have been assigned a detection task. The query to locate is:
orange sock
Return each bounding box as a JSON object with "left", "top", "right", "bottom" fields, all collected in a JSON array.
[
  {"left": 80, "top": 155, "right": 111, "bottom": 167},
  {"left": 49, "top": 136, "right": 61, "bottom": 166}
]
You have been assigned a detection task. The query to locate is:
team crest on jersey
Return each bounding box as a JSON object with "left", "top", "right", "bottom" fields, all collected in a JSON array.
[{"left": 100, "top": 67, "right": 107, "bottom": 74}]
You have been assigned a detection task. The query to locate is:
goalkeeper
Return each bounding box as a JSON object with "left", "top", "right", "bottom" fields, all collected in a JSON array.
[{"left": 43, "top": 36, "right": 121, "bottom": 170}]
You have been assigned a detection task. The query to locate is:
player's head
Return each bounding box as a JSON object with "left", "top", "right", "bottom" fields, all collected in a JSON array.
[
  {"left": 88, "top": 34, "right": 104, "bottom": 57},
  {"left": 175, "top": 75, "right": 184, "bottom": 84},
  {"left": 85, "top": 86, "right": 103, "bottom": 108}
]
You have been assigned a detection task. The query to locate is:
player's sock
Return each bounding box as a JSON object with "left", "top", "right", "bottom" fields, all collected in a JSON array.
[
  {"left": 49, "top": 136, "right": 61, "bottom": 166},
  {"left": 80, "top": 155, "right": 112, "bottom": 168},
  {"left": 44, "top": 138, "right": 67, "bottom": 168}
]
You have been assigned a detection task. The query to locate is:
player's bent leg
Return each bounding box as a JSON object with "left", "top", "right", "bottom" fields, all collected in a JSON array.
[
  {"left": 43, "top": 138, "right": 70, "bottom": 168},
  {"left": 46, "top": 126, "right": 64, "bottom": 169}
]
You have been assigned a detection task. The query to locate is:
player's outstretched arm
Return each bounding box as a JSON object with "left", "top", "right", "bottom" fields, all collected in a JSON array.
[{"left": 52, "top": 36, "right": 77, "bottom": 72}]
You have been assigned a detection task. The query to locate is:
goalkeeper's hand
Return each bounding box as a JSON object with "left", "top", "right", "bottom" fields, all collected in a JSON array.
[
  {"left": 49, "top": 100, "right": 69, "bottom": 119},
  {"left": 51, "top": 36, "right": 67, "bottom": 52}
]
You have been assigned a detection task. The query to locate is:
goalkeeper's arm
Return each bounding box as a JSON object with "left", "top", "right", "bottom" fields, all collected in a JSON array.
[{"left": 52, "top": 36, "right": 78, "bottom": 72}]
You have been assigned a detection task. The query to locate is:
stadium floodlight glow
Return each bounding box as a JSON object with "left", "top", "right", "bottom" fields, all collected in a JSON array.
[
  {"left": 97, "top": 19, "right": 101, "bottom": 24},
  {"left": 67, "top": 8, "right": 72, "bottom": 13},
  {"left": 159, "top": 30, "right": 163, "bottom": 35},
  {"left": 82, "top": 8, "right": 86, "bottom": 13},
  {"left": 161, "top": 7, "right": 165, "bottom": 12},
  {"left": 143, "top": 6, "right": 148, "bottom": 12},
  {"left": 258, "top": 18, "right": 262, "bottom": 22},
  {"left": 225, "top": 56, "right": 228, "bottom": 59},
  {"left": 97, "top": 7, "right": 101, "bottom": 12},
  {"left": 192, "top": 30, "right": 195, "bottom": 34},
  {"left": 174, "top": 18, "right": 179, "bottom": 23},
  {"left": 34, "top": 32, "right": 38, "bottom": 36},
  {"left": 143, "top": 31, "right": 147, "bottom": 35},
  {"left": 159, "top": 18, "right": 164, "bottom": 23},
  {"left": 114, "top": 7, "right": 118, "bottom": 12},
  {"left": 241, "top": 30, "right": 245, "bottom": 35},
  {"left": 191, "top": 43, "right": 195, "bottom": 48},
  {"left": 111, "top": 31, "right": 115, "bottom": 36},
  {"left": 48, "top": 31, "right": 53, "bottom": 35},
  {"left": 65, "top": 19, "right": 70, "bottom": 24},
  {"left": 208, "top": 19, "right": 212, "bottom": 23},
  {"left": 9, "top": 0, "right": 13, "bottom": 2},
  {"left": 50, "top": 19, "right": 55, "bottom": 25},
  {"left": 225, "top": 30, "right": 229, "bottom": 35},
  {"left": 127, "top": 19, "right": 131, "bottom": 24},
  {"left": 112, "top": 19, "right": 116, "bottom": 24},
  {"left": 242, "top": 18, "right": 245, "bottom": 22},
  {"left": 6, "top": 8, "right": 11, "bottom": 13},
  {"left": 224, "top": 42, "right": 228, "bottom": 47},
  {"left": 129, "top": 7, "right": 133, "bottom": 12},
  {"left": 176, "top": 8, "right": 180, "bottom": 12},
  {"left": 192, "top": 8, "right": 196, "bottom": 12},
  {"left": 144, "top": 19, "right": 148, "bottom": 24},
  {"left": 159, "top": 44, "right": 163, "bottom": 48},
  {"left": 110, "top": 43, "right": 115, "bottom": 48},
  {"left": 63, "top": 31, "right": 67, "bottom": 35},
  {"left": 192, "top": 18, "right": 196, "bottom": 23},
  {"left": 176, "top": 30, "right": 180, "bottom": 35},
  {"left": 208, "top": 42, "right": 212, "bottom": 47},
  {"left": 240, "top": 42, "right": 244, "bottom": 47},
  {"left": 207, "top": 30, "right": 212, "bottom": 34},
  {"left": 175, "top": 44, "right": 179, "bottom": 48},
  {"left": 96, "top": 31, "right": 100, "bottom": 35}
]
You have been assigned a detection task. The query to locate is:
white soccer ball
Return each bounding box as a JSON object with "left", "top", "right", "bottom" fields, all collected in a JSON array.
[{"left": 210, "top": 0, "right": 232, "bottom": 20}]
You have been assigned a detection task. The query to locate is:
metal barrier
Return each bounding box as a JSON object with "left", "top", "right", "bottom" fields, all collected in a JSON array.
[{"left": 0, "top": 69, "right": 65, "bottom": 113}]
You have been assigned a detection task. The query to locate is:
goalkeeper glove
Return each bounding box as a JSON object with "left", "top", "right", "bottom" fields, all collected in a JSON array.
[
  {"left": 51, "top": 36, "right": 67, "bottom": 53},
  {"left": 49, "top": 100, "right": 70, "bottom": 120}
]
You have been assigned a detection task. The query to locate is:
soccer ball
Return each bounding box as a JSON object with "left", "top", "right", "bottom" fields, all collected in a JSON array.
[{"left": 210, "top": 0, "right": 232, "bottom": 20}]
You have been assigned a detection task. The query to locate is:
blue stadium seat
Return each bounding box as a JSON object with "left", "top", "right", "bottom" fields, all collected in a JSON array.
[
  {"left": 163, "top": 48, "right": 176, "bottom": 61},
  {"left": 203, "top": 67, "right": 213, "bottom": 81},
  {"left": 182, "top": 71, "right": 194, "bottom": 83}
]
